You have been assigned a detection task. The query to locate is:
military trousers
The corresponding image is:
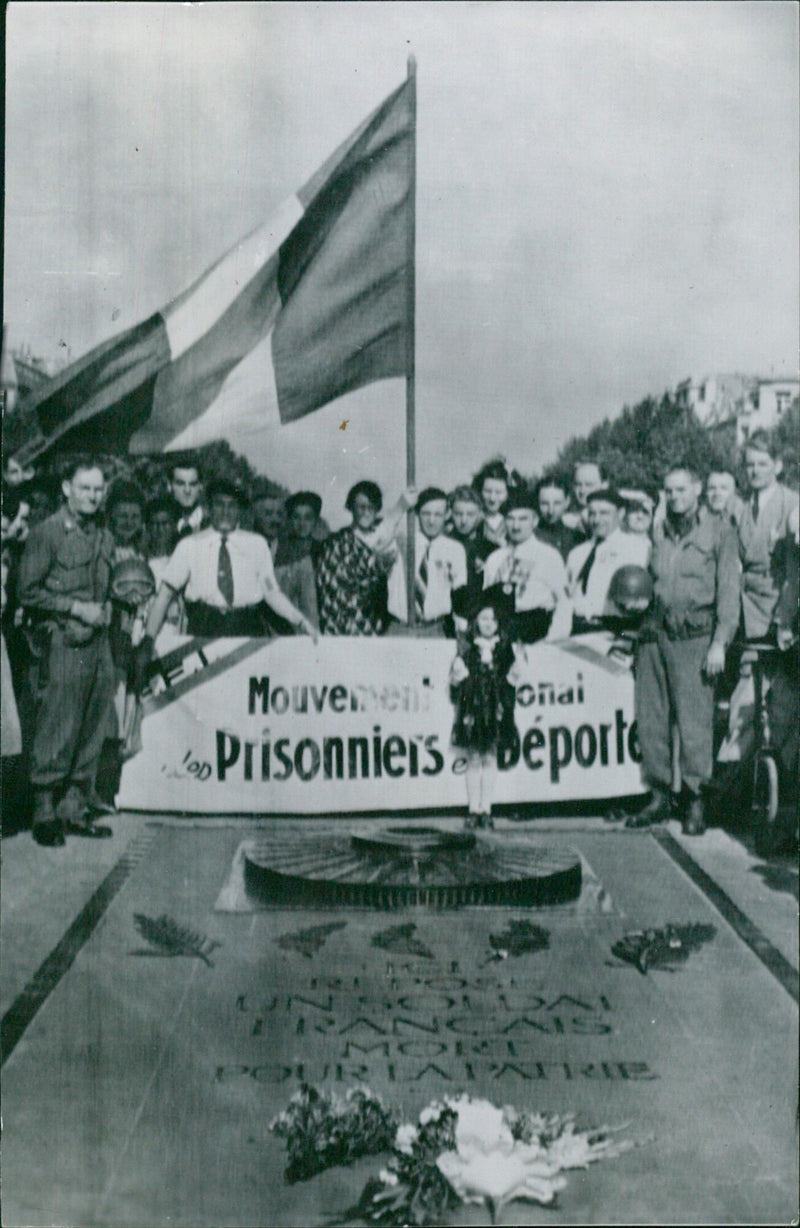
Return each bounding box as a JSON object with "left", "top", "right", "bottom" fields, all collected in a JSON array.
[
  {"left": 29, "top": 626, "right": 115, "bottom": 791},
  {"left": 635, "top": 630, "right": 714, "bottom": 794}
]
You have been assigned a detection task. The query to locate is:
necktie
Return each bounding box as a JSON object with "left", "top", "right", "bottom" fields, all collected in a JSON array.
[
  {"left": 415, "top": 544, "right": 430, "bottom": 617},
  {"left": 752, "top": 492, "right": 760, "bottom": 523},
  {"left": 218, "top": 534, "right": 235, "bottom": 607},
  {"left": 577, "top": 540, "right": 600, "bottom": 594}
]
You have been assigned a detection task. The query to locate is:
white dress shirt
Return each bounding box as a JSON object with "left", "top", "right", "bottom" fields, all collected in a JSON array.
[
  {"left": 387, "top": 531, "right": 468, "bottom": 622},
  {"left": 567, "top": 528, "right": 651, "bottom": 620},
  {"left": 160, "top": 527, "right": 277, "bottom": 608},
  {"left": 176, "top": 504, "right": 206, "bottom": 535},
  {"left": 483, "top": 535, "right": 572, "bottom": 639}
]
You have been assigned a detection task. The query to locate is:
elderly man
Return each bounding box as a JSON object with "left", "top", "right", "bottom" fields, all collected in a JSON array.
[
  {"left": 534, "top": 475, "right": 582, "bottom": 561},
  {"left": 631, "top": 464, "right": 740, "bottom": 835},
  {"left": 18, "top": 457, "right": 116, "bottom": 845},
  {"left": 567, "top": 488, "right": 650, "bottom": 631},
  {"left": 482, "top": 488, "right": 571, "bottom": 643},
  {"left": 562, "top": 460, "right": 605, "bottom": 537},
  {"left": 141, "top": 478, "right": 315, "bottom": 648},
  {"left": 169, "top": 461, "right": 205, "bottom": 537}
]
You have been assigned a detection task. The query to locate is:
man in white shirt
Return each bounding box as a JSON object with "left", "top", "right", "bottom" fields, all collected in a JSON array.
[
  {"left": 411, "top": 487, "right": 467, "bottom": 634},
  {"left": 482, "top": 489, "right": 571, "bottom": 642},
  {"left": 567, "top": 488, "right": 651, "bottom": 631},
  {"left": 169, "top": 462, "right": 206, "bottom": 537},
  {"left": 141, "top": 478, "right": 315, "bottom": 649},
  {"left": 387, "top": 487, "right": 467, "bottom": 634}
]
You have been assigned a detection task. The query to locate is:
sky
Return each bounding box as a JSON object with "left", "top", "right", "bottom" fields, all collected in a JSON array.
[{"left": 4, "top": 1, "right": 798, "bottom": 527}]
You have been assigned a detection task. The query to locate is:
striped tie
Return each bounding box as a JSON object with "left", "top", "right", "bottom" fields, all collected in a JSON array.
[
  {"left": 218, "top": 534, "right": 235, "bottom": 607},
  {"left": 415, "top": 544, "right": 431, "bottom": 618}
]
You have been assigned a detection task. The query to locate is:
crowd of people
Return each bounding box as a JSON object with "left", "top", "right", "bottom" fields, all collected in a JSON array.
[{"left": 1, "top": 433, "right": 797, "bottom": 846}]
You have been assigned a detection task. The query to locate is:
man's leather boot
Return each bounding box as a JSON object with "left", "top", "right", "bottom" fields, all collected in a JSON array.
[
  {"left": 682, "top": 792, "right": 706, "bottom": 837},
  {"left": 625, "top": 785, "right": 670, "bottom": 829},
  {"left": 32, "top": 789, "right": 66, "bottom": 847}
]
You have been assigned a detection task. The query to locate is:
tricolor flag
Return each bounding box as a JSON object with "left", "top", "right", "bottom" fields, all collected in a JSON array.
[{"left": 8, "top": 75, "right": 414, "bottom": 464}]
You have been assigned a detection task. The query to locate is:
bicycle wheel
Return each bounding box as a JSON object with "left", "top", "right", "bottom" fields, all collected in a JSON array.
[{"left": 753, "top": 751, "right": 780, "bottom": 855}]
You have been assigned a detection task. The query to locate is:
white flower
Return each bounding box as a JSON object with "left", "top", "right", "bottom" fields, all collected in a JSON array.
[
  {"left": 437, "top": 1146, "right": 567, "bottom": 1210},
  {"left": 452, "top": 1097, "right": 515, "bottom": 1154},
  {"left": 395, "top": 1123, "right": 419, "bottom": 1154},
  {"left": 419, "top": 1101, "right": 444, "bottom": 1126},
  {"left": 378, "top": 1169, "right": 399, "bottom": 1186}
]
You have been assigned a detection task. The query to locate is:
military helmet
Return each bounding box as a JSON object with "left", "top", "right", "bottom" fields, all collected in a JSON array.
[{"left": 608, "top": 564, "right": 653, "bottom": 612}]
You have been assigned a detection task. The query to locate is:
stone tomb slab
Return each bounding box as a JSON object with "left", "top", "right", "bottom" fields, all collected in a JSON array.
[{"left": 1, "top": 821, "right": 797, "bottom": 1226}]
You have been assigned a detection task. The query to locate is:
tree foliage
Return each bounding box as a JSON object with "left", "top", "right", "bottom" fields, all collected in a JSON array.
[
  {"left": 770, "top": 399, "right": 799, "bottom": 489},
  {"left": 537, "top": 393, "right": 737, "bottom": 493}
]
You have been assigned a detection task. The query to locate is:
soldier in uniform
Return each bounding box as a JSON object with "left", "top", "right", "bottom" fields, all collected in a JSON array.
[
  {"left": 18, "top": 457, "right": 116, "bottom": 845},
  {"left": 630, "top": 464, "right": 740, "bottom": 835}
]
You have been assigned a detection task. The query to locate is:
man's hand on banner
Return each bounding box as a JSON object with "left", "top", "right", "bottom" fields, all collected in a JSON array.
[{"left": 132, "top": 635, "right": 155, "bottom": 694}]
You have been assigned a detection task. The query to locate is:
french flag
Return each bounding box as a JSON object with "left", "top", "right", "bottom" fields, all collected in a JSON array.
[{"left": 8, "top": 76, "right": 414, "bottom": 464}]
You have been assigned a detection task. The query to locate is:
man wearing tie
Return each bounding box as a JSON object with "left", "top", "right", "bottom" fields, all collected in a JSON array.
[
  {"left": 567, "top": 488, "right": 650, "bottom": 631},
  {"left": 738, "top": 431, "right": 798, "bottom": 640},
  {"left": 140, "top": 478, "right": 315, "bottom": 649},
  {"left": 393, "top": 487, "right": 467, "bottom": 635},
  {"left": 482, "top": 488, "right": 571, "bottom": 643}
]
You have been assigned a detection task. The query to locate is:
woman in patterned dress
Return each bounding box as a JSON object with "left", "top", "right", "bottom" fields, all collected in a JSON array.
[{"left": 316, "top": 481, "right": 416, "bottom": 635}]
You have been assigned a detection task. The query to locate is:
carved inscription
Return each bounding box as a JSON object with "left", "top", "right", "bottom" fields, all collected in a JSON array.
[{"left": 219, "top": 961, "right": 658, "bottom": 1085}]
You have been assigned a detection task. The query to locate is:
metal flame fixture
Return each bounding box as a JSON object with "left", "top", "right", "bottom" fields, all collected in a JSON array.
[{"left": 243, "top": 824, "right": 582, "bottom": 909}]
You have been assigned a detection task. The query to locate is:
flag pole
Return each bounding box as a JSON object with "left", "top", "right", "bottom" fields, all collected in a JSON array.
[{"left": 405, "top": 54, "right": 417, "bottom": 628}]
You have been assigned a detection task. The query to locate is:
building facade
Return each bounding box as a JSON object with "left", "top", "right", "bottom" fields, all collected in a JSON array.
[{"left": 676, "top": 372, "right": 799, "bottom": 447}]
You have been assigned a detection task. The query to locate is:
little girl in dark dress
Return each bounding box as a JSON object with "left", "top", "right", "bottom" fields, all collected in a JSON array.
[{"left": 450, "top": 584, "right": 519, "bottom": 828}]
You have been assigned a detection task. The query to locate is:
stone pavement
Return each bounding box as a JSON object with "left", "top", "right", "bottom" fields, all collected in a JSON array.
[{"left": 1, "top": 813, "right": 797, "bottom": 1226}]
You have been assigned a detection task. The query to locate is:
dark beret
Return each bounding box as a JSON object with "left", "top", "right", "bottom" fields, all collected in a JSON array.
[
  {"left": 585, "top": 486, "right": 625, "bottom": 508},
  {"left": 206, "top": 477, "right": 248, "bottom": 504},
  {"left": 501, "top": 488, "right": 538, "bottom": 514}
]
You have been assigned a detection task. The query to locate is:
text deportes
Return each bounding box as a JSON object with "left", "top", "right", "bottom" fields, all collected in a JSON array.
[{"left": 215, "top": 709, "right": 639, "bottom": 785}]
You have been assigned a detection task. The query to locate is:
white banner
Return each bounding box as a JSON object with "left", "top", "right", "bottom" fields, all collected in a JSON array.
[{"left": 118, "top": 632, "right": 645, "bottom": 813}]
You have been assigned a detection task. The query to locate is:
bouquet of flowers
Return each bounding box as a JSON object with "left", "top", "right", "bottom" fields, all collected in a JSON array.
[
  {"left": 612, "top": 922, "right": 716, "bottom": 974},
  {"left": 353, "top": 1094, "right": 637, "bottom": 1226},
  {"left": 269, "top": 1084, "right": 397, "bottom": 1183}
]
